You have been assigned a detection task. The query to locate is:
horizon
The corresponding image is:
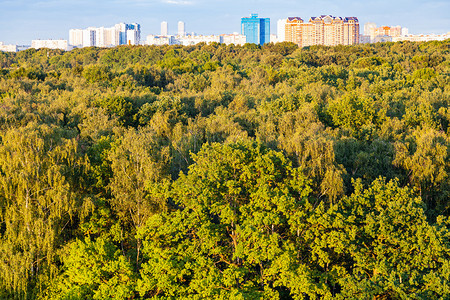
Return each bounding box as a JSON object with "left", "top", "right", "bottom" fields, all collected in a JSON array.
[{"left": 1, "top": 0, "right": 449, "bottom": 45}]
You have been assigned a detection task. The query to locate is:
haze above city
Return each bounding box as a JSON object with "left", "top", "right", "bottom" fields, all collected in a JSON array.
[{"left": 1, "top": 0, "right": 449, "bottom": 45}]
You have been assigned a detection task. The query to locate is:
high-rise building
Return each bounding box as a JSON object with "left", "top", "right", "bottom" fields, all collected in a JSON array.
[
  {"left": 161, "top": 21, "right": 168, "bottom": 36},
  {"left": 241, "top": 13, "right": 270, "bottom": 45},
  {"left": 96, "top": 27, "right": 117, "bottom": 47},
  {"left": 83, "top": 27, "right": 96, "bottom": 47},
  {"left": 127, "top": 23, "right": 141, "bottom": 45},
  {"left": 343, "top": 17, "right": 360, "bottom": 45},
  {"left": 285, "top": 17, "right": 303, "bottom": 45},
  {"left": 277, "top": 19, "right": 287, "bottom": 42},
  {"left": 114, "top": 23, "right": 140, "bottom": 45},
  {"left": 126, "top": 29, "right": 138, "bottom": 45},
  {"left": 284, "top": 15, "right": 359, "bottom": 47},
  {"left": 69, "top": 29, "right": 84, "bottom": 47},
  {"left": 178, "top": 21, "right": 185, "bottom": 37},
  {"left": 362, "top": 22, "right": 376, "bottom": 43},
  {"left": 364, "top": 22, "right": 377, "bottom": 36},
  {"left": 115, "top": 23, "right": 128, "bottom": 45}
]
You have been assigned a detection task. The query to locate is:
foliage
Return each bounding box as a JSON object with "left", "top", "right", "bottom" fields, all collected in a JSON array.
[
  {"left": 137, "top": 141, "right": 313, "bottom": 298},
  {"left": 0, "top": 40, "right": 449, "bottom": 298},
  {"left": 45, "top": 237, "right": 136, "bottom": 300}
]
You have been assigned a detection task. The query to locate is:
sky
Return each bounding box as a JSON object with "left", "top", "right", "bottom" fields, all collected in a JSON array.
[{"left": 0, "top": 0, "right": 449, "bottom": 45}]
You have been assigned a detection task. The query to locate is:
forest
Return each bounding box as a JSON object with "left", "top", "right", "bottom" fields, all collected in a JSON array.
[{"left": 0, "top": 39, "right": 449, "bottom": 299}]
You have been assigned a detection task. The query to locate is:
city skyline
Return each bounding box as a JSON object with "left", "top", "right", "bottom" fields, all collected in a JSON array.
[{"left": 0, "top": 0, "right": 449, "bottom": 45}]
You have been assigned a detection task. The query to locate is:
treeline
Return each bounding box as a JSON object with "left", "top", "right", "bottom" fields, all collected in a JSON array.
[{"left": 0, "top": 40, "right": 449, "bottom": 299}]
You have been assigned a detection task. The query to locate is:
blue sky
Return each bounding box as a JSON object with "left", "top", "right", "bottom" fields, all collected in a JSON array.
[{"left": 0, "top": 0, "right": 449, "bottom": 44}]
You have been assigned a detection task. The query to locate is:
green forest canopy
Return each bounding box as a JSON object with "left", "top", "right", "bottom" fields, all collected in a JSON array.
[{"left": 0, "top": 40, "right": 449, "bottom": 299}]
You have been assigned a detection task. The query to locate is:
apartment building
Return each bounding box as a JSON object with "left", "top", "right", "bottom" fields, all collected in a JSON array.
[
  {"left": 284, "top": 15, "right": 359, "bottom": 47},
  {"left": 392, "top": 32, "right": 450, "bottom": 42},
  {"left": 0, "top": 42, "right": 17, "bottom": 52},
  {"left": 221, "top": 33, "right": 246, "bottom": 45},
  {"left": 161, "top": 21, "right": 168, "bottom": 36},
  {"left": 31, "top": 39, "right": 70, "bottom": 50},
  {"left": 277, "top": 19, "right": 287, "bottom": 42},
  {"left": 285, "top": 17, "right": 303, "bottom": 46},
  {"left": 178, "top": 21, "right": 185, "bottom": 37}
]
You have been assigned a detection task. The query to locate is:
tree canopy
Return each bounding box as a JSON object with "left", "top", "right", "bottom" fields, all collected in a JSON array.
[{"left": 0, "top": 40, "right": 449, "bottom": 299}]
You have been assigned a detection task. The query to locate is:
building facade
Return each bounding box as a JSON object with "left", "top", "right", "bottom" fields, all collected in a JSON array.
[
  {"left": 178, "top": 21, "right": 185, "bottom": 37},
  {"left": 161, "top": 21, "right": 168, "bottom": 36},
  {"left": 31, "top": 39, "right": 70, "bottom": 50},
  {"left": 178, "top": 35, "right": 223, "bottom": 46},
  {"left": 241, "top": 13, "right": 270, "bottom": 45},
  {"left": 83, "top": 27, "right": 96, "bottom": 47},
  {"left": 146, "top": 35, "right": 175, "bottom": 45},
  {"left": 392, "top": 32, "right": 450, "bottom": 42},
  {"left": 126, "top": 29, "right": 138, "bottom": 45},
  {"left": 221, "top": 33, "right": 246, "bottom": 45},
  {"left": 285, "top": 17, "right": 303, "bottom": 45},
  {"left": 277, "top": 19, "right": 287, "bottom": 42},
  {"left": 270, "top": 34, "right": 278, "bottom": 43},
  {"left": 126, "top": 23, "right": 141, "bottom": 45},
  {"left": 284, "top": 15, "right": 359, "bottom": 47},
  {"left": 374, "top": 26, "right": 402, "bottom": 38},
  {"left": 0, "top": 42, "right": 18, "bottom": 52},
  {"left": 96, "top": 27, "right": 117, "bottom": 47},
  {"left": 69, "top": 29, "right": 84, "bottom": 47},
  {"left": 146, "top": 33, "right": 247, "bottom": 47}
]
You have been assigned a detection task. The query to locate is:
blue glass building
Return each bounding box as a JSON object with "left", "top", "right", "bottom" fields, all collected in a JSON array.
[{"left": 241, "top": 14, "right": 270, "bottom": 45}]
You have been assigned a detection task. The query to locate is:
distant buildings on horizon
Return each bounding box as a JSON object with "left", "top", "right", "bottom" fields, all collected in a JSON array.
[
  {"left": 0, "top": 42, "right": 17, "bottom": 52},
  {"left": 360, "top": 22, "right": 407, "bottom": 43},
  {"left": 146, "top": 20, "right": 247, "bottom": 46},
  {"left": 69, "top": 23, "right": 141, "bottom": 48},
  {"left": 1, "top": 14, "right": 449, "bottom": 52},
  {"left": 31, "top": 39, "right": 71, "bottom": 51},
  {"left": 146, "top": 14, "right": 269, "bottom": 47}
]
